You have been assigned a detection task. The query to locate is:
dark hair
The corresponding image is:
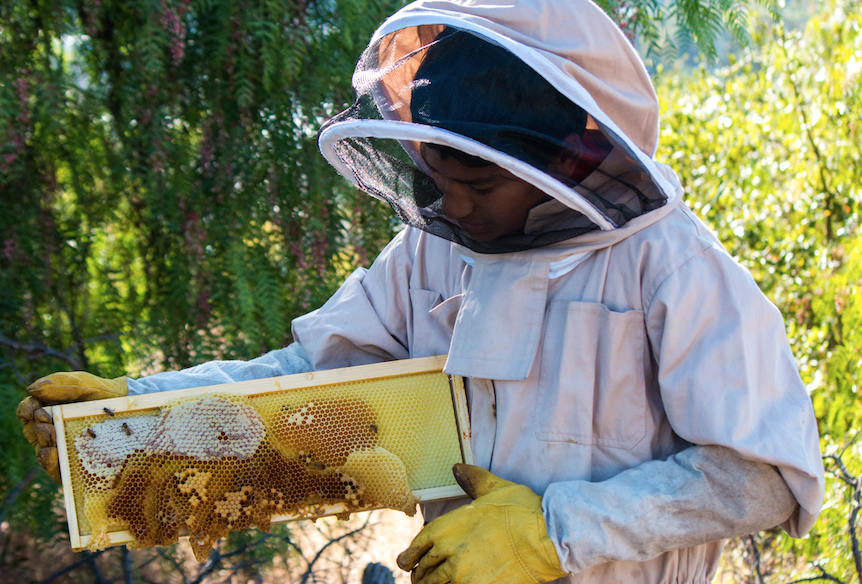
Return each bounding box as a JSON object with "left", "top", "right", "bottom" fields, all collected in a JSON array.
[
  {"left": 422, "top": 143, "right": 495, "bottom": 168},
  {"left": 410, "top": 27, "right": 588, "bottom": 167}
]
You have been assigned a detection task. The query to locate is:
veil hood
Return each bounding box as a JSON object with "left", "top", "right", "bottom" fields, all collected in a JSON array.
[
  {"left": 378, "top": 0, "right": 660, "bottom": 156},
  {"left": 318, "top": 0, "right": 682, "bottom": 254}
]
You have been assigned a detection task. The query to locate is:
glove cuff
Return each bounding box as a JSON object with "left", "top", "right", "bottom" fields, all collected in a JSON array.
[
  {"left": 512, "top": 509, "right": 568, "bottom": 584},
  {"left": 111, "top": 376, "right": 130, "bottom": 397},
  {"left": 27, "top": 372, "right": 129, "bottom": 404}
]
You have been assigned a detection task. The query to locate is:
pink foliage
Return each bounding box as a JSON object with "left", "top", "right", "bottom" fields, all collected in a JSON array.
[
  {"left": 291, "top": 240, "right": 307, "bottom": 271},
  {"left": 183, "top": 209, "right": 206, "bottom": 260},
  {"left": 199, "top": 124, "right": 214, "bottom": 173},
  {"left": 159, "top": 0, "right": 188, "bottom": 66},
  {"left": 311, "top": 233, "right": 328, "bottom": 276},
  {"left": 196, "top": 287, "right": 212, "bottom": 328},
  {"left": 3, "top": 238, "right": 18, "bottom": 262},
  {"left": 83, "top": 0, "right": 101, "bottom": 37},
  {"left": 42, "top": 168, "right": 58, "bottom": 194},
  {"left": 150, "top": 134, "right": 165, "bottom": 173},
  {"left": 2, "top": 73, "right": 32, "bottom": 173},
  {"left": 613, "top": 0, "right": 640, "bottom": 42},
  {"left": 355, "top": 244, "right": 368, "bottom": 266}
]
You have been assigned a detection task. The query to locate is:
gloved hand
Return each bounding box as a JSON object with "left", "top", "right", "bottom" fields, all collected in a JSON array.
[
  {"left": 397, "top": 463, "right": 568, "bottom": 584},
  {"left": 18, "top": 372, "right": 128, "bottom": 483}
]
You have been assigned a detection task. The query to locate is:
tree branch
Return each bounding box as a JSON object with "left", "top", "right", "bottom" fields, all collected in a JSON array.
[
  {"left": 216, "top": 558, "right": 269, "bottom": 584},
  {"left": 69, "top": 333, "right": 122, "bottom": 352},
  {"left": 0, "top": 352, "right": 28, "bottom": 385},
  {"left": 187, "top": 543, "right": 227, "bottom": 584},
  {"left": 826, "top": 454, "right": 859, "bottom": 486},
  {"left": 777, "top": 26, "right": 838, "bottom": 242},
  {"left": 299, "top": 515, "right": 373, "bottom": 584},
  {"left": 787, "top": 565, "right": 849, "bottom": 584},
  {"left": 156, "top": 547, "right": 189, "bottom": 584},
  {"left": 88, "top": 551, "right": 112, "bottom": 584},
  {"left": 188, "top": 532, "right": 284, "bottom": 584},
  {"left": 826, "top": 452, "right": 862, "bottom": 584},
  {"left": 0, "top": 467, "right": 40, "bottom": 527},
  {"left": 132, "top": 552, "right": 161, "bottom": 574},
  {"left": 850, "top": 478, "right": 862, "bottom": 584},
  {"left": 0, "top": 334, "right": 83, "bottom": 370},
  {"left": 747, "top": 534, "right": 766, "bottom": 584},
  {"left": 122, "top": 547, "right": 134, "bottom": 584},
  {"left": 37, "top": 550, "right": 106, "bottom": 584}
]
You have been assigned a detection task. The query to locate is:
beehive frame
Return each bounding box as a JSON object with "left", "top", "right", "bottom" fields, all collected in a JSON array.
[{"left": 48, "top": 355, "right": 473, "bottom": 552}]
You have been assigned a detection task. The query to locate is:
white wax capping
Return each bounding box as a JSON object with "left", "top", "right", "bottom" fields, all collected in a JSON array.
[
  {"left": 75, "top": 417, "right": 159, "bottom": 479},
  {"left": 153, "top": 396, "right": 265, "bottom": 460},
  {"left": 284, "top": 405, "right": 315, "bottom": 425}
]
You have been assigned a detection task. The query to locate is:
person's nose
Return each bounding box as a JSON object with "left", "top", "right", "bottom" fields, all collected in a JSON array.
[{"left": 440, "top": 181, "right": 474, "bottom": 220}]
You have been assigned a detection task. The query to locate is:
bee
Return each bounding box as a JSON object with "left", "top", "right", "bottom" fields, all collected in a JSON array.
[
  {"left": 121, "top": 422, "right": 132, "bottom": 436},
  {"left": 86, "top": 428, "right": 96, "bottom": 439},
  {"left": 369, "top": 424, "right": 378, "bottom": 434},
  {"left": 103, "top": 407, "right": 115, "bottom": 417}
]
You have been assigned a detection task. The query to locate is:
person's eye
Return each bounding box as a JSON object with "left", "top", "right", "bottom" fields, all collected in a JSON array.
[{"left": 472, "top": 185, "right": 495, "bottom": 196}]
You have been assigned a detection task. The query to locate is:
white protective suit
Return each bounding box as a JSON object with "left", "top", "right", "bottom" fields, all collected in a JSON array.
[{"left": 129, "top": 1, "right": 825, "bottom": 582}]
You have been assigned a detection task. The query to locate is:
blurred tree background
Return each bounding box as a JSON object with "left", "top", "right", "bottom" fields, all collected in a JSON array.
[
  {"left": 1, "top": 0, "right": 861, "bottom": 582},
  {"left": 660, "top": 4, "right": 862, "bottom": 581},
  {"left": 0, "top": 0, "right": 406, "bottom": 578}
]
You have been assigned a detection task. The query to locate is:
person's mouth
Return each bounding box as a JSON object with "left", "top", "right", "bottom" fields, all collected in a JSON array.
[{"left": 458, "top": 221, "right": 487, "bottom": 235}]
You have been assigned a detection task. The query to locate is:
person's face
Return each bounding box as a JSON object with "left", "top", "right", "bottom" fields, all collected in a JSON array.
[{"left": 422, "top": 145, "right": 551, "bottom": 242}]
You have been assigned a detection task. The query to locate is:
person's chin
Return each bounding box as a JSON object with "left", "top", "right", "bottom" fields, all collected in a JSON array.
[{"left": 459, "top": 221, "right": 493, "bottom": 240}]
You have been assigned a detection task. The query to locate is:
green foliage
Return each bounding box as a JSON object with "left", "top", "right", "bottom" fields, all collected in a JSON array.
[
  {"left": 0, "top": 0, "right": 405, "bottom": 575},
  {"left": 0, "top": 384, "right": 63, "bottom": 542},
  {"left": 2, "top": 0, "right": 861, "bottom": 579},
  {"left": 657, "top": 1, "right": 862, "bottom": 580},
  {"left": 1, "top": 0, "right": 407, "bottom": 380},
  {"left": 594, "top": 0, "right": 780, "bottom": 62}
]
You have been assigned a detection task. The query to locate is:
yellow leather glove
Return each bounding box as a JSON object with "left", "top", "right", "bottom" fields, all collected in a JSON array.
[
  {"left": 397, "top": 463, "right": 568, "bottom": 584},
  {"left": 18, "top": 372, "right": 128, "bottom": 483}
]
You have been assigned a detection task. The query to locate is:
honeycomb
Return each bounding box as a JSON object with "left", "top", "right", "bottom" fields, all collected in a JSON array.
[
  {"left": 270, "top": 398, "right": 378, "bottom": 467},
  {"left": 63, "top": 371, "right": 463, "bottom": 561}
]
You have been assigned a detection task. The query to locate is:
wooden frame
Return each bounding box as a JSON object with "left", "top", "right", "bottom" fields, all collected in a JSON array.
[{"left": 48, "top": 355, "right": 474, "bottom": 552}]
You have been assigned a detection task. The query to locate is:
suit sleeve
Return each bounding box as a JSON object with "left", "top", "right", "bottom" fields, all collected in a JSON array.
[
  {"left": 126, "top": 342, "right": 313, "bottom": 394},
  {"left": 126, "top": 229, "right": 419, "bottom": 393},
  {"left": 542, "top": 245, "right": 824, "bottom": 573},
  {"left": 291, "top": 229, "right": 415, "bottom": 370},
  {"left": 644, "top": 246, "right": 824, "bottom": 537}
]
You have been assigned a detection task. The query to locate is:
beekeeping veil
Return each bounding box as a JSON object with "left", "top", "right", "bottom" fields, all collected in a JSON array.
[
  {"left": 318, "top": 0, "right": 683, "bottom": 254},
  {"left": 314, "top": 0, "right": 686, "bottom": 380}
]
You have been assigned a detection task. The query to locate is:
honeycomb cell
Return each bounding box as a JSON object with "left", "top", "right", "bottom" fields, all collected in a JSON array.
[
  {"left": 153, "top": 395, "right": 265, "bottom": 460},
  {"left": 75, "top": 417, "right": 158, "bottom": 482},
  {"left": 342, "top": 447, "right": 419, "bottom": 515},
  {"left": 65, "top": 371, "right": 464, "bottom": 561},
  {"left": 270, "top": 398, "right": 377, "bottom": 467},
  {"left": 106, "top": 456, "right": 154, "bottom": 543}
]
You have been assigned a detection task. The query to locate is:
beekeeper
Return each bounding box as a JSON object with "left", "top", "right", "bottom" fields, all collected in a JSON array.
[{"left": 20, "top": 0, "right": 824, "bottom": 583}]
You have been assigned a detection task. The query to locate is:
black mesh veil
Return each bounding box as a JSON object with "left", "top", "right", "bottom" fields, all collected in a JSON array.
[{"left": 319, "top": 25, "right": 668, "bottom": 254}]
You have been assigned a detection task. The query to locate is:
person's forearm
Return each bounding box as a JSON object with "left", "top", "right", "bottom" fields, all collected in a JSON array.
[
  {"left": 127, "top": 343, "right": 313, "bottom": 394},
  {"left": 543, "top": 445, "right": 797, "bottom": 573}
]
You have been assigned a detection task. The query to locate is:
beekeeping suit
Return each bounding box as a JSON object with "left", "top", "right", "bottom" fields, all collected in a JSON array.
[
  {"left": 291, "top": 0, "right": 823, "bottom": 580},
  {"left": 99, "top": 0, "right": 826, "bottom": 581}
]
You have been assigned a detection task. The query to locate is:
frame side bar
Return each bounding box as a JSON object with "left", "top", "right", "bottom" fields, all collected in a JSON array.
[
  {"left": 448, "top": 376, "right": 474, "bottom": 466},
  {"left": 51, "top": 405, "right": 81, "bottom": 549}
]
